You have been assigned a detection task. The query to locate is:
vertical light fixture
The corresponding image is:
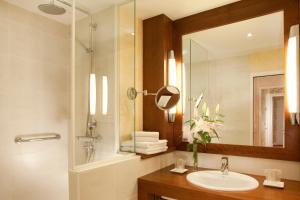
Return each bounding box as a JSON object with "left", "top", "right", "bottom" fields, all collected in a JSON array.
[
  {"left": 287, "top": 24, "right": 300, "bottom": 125},
  {"left": 102, "top": 76, "right": 108, "bottom": 115},
  {"left": 168, "top": 50, "right": 177, "bottom": 123},
  {"left": 88, "top": 73, "right": 97, "bottom": 136},
  {"left": 90, "top": 73, "right": 97, "bottom": 115},
  {"left": 182, "top": 63, "right": 186, "bottom": 113}
]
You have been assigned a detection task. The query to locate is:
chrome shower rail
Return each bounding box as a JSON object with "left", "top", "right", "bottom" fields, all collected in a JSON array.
[{"left": 15, "top": 133, "right": 61, "bottom": 143}]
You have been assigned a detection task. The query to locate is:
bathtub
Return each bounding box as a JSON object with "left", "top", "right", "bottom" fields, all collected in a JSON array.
[
  {"left": 69, "top": 151, "right": 174, "bottom": 200},
  {"left": 71, "top": 152, "right": 137, "bottom": 172},
  {"left": 69, "top": 152, "right": 141, "bottom": 200}
]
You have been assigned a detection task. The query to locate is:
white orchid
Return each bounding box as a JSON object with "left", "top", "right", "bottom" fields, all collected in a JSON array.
[
  {"left": 186, "top": 94, "right": 224, "bottom": 168},
  {"left": 186, "top": 94, "right": 224, "bottom": 147}
]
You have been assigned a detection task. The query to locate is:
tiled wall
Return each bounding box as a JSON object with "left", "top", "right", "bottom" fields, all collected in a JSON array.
[
  {"left": 175, "top": 151, "right": 300, "bottom": 181},
  {"left": 0, "top": 1, "right": 70, "bottom": 200}
]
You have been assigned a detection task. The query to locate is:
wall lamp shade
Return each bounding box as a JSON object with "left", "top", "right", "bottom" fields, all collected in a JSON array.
[
  {"left": 287, "top": 24, "right": 300, "bottom": 125},
  {"left": 168, "top": 50, "right": 177, "bottom": 123},
  {"left": 182, "top": 63, "right": 186, "bottom": 113},
  {"left": 89, "top": 74, "right": 97, "bottom": 115}
]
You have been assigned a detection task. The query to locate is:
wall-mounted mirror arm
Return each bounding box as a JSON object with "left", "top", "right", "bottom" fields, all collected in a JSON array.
[
  {"left": 127, "top": 87, "right": 157, "bottom": 100},
  {"left": 143, "top": 90, "right": 158, "bottom": 96},
  {"left": 127, "top": 86, "right": 180, "bottom": 111}
]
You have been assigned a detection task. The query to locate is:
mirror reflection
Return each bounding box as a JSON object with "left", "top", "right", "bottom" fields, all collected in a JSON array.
[
  {"left": 155, "top": 86, "right": 180, "bottom": 110},
  {"left": 182, "top": 11, "right": 285, "bottom": 147}
]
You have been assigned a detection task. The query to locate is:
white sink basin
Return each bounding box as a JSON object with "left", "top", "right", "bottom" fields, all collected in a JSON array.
[{"left": 186, "top": 170, "right": 259, "bottom": 191}]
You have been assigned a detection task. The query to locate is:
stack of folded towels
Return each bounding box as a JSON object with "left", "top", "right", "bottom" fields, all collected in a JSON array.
[{"left": 121, "top": 131, "right": 168, "bottom": 155}]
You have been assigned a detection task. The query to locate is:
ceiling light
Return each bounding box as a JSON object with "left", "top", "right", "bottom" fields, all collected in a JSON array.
[{"left": 247, "top": 33, "right": 253, "bottom": 38}]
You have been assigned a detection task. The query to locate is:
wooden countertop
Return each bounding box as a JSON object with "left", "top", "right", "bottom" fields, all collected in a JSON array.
[{"left": 138, "top": 165, "right": 300, "bottom": 200}]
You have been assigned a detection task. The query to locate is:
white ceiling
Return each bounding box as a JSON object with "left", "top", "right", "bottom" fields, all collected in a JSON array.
[
  {"left": 5, "top": 0, "right": 73, "bottom": 24},
  {"left": 136, "top": 0, "right": 240, "bottom": 20},
  {"left": 183, "top": 11, "right": 284, "bottom": 61},
  {"left": 5, "top": 0, "right": 241, "bottom": 24},
  {"left": 5, "top": 0, "right": 127, "bottom": 24}
]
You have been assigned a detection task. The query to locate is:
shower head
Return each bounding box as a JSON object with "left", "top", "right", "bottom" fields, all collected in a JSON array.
[{"left": 38, "top": 0, "right": 66, "bottom": 15}]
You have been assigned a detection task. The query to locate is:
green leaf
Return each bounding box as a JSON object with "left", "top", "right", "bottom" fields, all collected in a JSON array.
[
  {"left": 184, "top": 119, "right": 197, "bottom": 130},
  {"left": 203, "top": 116, "right": 209, "bottom": 121},
  {"left": 198, "top": 131, "right": 211, "bottom": 144},
  {"left": 204, "top": 132, "right": 212, "bottom": 143},
  {"left": 190, "top": 121, "right": 196, "bottom": 130},
  {"left": 187, "top": 143, "right": 193, "bottom": 152},
  {"left": 206, "top": 119, "right": 215, "bottom": 123},
  {"left": 210, "top": 128, "right": 220, "bottom": 140},
  {"left": 217, "top": 113, "right": 225, "bottom": 118}
]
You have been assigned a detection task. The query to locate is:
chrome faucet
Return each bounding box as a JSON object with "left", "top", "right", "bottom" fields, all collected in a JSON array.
[{"left": 220, "top": 157, "right": 229, "bottom": 175}]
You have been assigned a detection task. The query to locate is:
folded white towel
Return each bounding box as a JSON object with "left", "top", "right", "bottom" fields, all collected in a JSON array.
[
  {"left": 121, "top": 146, "right": 168, "bottom": 155},
  {"left": 135, "top": 137, "right": 159, "bottom": 142},
  {"left": 121, "top": 146, "right": 167, "bottom": 152},
  {"left": 133, "top": 131, "right": 159, "bottom": 138},
  {"left": 121, "top": 140, "right": 168, "bottom": 149}
]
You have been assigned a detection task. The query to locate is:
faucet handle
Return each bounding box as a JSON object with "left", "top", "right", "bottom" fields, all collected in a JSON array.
[
  {"left": 221, "top": 157, "right": 229, "bottom": 175},
  {"left": 221, "top": 156, "right": 228, "bottom": 163}
]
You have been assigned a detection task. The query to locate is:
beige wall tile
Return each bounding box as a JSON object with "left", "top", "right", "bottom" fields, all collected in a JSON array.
[
  {"left": 0, "top": 2, "right": 70, "bottom": 200},
  {"left": 175, "top": 151, "right": 300, "bottom": 181}
]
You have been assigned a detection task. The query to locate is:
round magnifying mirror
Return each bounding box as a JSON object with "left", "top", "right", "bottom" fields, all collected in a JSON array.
[{"left": 155, "top": 86, "right": 180, "bottom": 110}]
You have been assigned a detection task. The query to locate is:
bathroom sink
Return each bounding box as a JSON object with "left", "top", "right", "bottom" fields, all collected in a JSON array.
[{"left": 186, "top": 170, "right": 259, "bottom": 191}]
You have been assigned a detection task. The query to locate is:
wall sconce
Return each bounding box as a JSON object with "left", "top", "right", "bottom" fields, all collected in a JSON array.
[
  {"left": 182, "top": 63, "right": 186, "bottom": 114},
  {"left": 102, "top": 76, "right": 108, "bottom": 115},
  {"left": 287, "top": 24, "right": 300, "bottom": 125},
  {"left": 90, "top": 74, "right": 97, "bottom": 115},
  {"left": 168, "top": 50, "right": 177, "bottom": 123},
  {"left": 88, "top": 73, "right": 97, "bottom": 136},
  {"left": 78, "top": 73, "right": 101, "bottom": 140}
]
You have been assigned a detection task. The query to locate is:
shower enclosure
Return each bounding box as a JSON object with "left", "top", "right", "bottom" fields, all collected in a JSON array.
[
  {"left": 72, "top": 0, "right": 136, "bottom": 167},
  {"left": 0, "top": 0, "right": 136, "bottom": 199}
]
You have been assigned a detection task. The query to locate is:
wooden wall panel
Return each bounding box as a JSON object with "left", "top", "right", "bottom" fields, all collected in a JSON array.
[{"left": 143, "top": 14, "right": 175, "bottom": 147}]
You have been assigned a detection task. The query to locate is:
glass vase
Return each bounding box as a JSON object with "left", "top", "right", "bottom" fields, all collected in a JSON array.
[{"left": 192, "top": 142, "right": 198, "bottom": 170}]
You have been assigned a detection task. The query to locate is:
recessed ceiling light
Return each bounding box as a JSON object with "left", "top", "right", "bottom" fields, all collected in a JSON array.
[{"left": 247, "top": 33, "right": 253, "bottom": 38}]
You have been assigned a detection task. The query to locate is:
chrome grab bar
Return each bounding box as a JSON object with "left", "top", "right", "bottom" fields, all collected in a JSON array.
[{"left": 15, "top": 133, "right": 61, "bottom": 143}]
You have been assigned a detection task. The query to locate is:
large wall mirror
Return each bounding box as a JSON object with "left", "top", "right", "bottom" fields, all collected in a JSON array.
[
  {"left": 182, "top": 12, "right": 286, "bottom": 148},
  {"left": 142, "top": 0, "right": 299, "bottom": 161},
  {"left": 172, "top": 0, "right": 300, "bottom": 161}
]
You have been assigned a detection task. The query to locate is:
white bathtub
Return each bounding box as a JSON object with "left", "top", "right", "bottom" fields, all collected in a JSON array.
[
  {"left": 69, "top": 151, "right": 174, "bottom": 200},
  {"left": 71, "top": 152, "right": 137, "bottom": 173}
]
